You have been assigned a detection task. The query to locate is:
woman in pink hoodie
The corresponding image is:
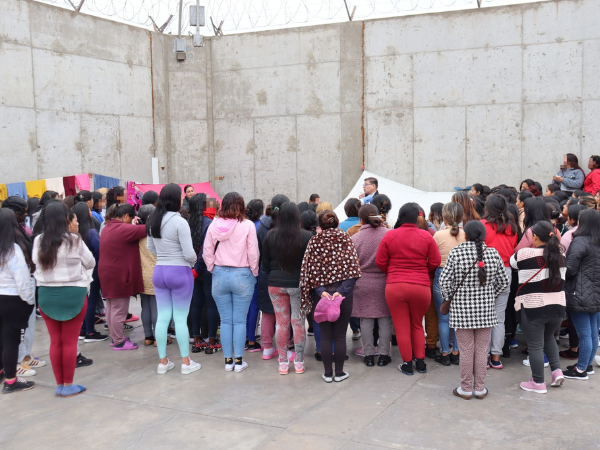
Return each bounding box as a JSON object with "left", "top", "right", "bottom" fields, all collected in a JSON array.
[{"left": 203, "top": 192, "right": 259, "bottom": 373}]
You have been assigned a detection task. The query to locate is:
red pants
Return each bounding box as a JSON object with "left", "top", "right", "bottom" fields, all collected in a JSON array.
[
  {"left": 40, "top": 299, "right": 87, "bottom": 385},
  {"left": 385, "top": 283, "right": 430, "bottom": 362}
]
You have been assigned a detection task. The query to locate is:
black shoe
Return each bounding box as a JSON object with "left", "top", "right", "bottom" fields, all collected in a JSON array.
[
  {"left": 79, "top": 330, "right": 85, "bottom": 340},
  {"left": 315, "top": 352, "right": 322, "bottom": 362},
  {"left": 126, "top": 313, "right": 133, "bottom": 321},
  {"left": 415, "top": 358, "right": 427, "bottom": 373},
  {"left": 377, "top": 355, "right": 392, "bottom": 367},
  {"left": 391, "top": 335, "right": 398, "bottom": 346},
  {"left": 425, "top": 346, "right": 439, "bottom": 359},
  {"left": 563, "top": 366, "right": 589, "bottom": 380},
  {"left": 191, "top": 341, "right": 208, "bottom": 353},
  {"left": 502, "top": 341, "right": 511, "bottom": 358},
  {"left": 566, "top": 364, "right": 594, "bottom": 375},
  {"left": 35, "top": 308, "right": 42, "bottom": 318},
  {"left": 364, "top": 355, "right": 375, "bottom": 367},
  {"left": 399, "top": 361, "right": 413, "bottom": 375},
  {"left": 84, "top": 332, "right": 108, "bottom": 343},
  {"left": 0, "top": 371, "right": 4, "bottom": 384},
  {"left": 450, "top": 353, "right": 460, "bottom": 365},
  {"left": 435, "top": 354, "right": 451, "bottom": 366},
  {"left": 76, "top": 353, "right": 93, "bottom": 368},
  {"left": 3, "top": 378, "right": 35, "bottom": 394}
]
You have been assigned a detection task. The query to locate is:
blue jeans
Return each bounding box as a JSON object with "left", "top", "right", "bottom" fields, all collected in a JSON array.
[
  {"left": 433, "top": 268, "right": 458, "bottom": 354},
  {"left": 246, "top": 277, "right": 260, "bottom": 342},
  {"left": 212, "top": 266, "right": 256, "bottom": 359},
  {"left": 570, "top": 311, "right": 600, "bottom": 371}
]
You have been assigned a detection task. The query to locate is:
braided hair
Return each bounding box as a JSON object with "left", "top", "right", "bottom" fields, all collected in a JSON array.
[{"left": 464, "top": 220, "right": 488, "bottom": 286}]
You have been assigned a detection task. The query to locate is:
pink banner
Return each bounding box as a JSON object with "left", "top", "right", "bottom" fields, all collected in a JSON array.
[{"left": 134, "top": 182, "right": 221, "bottom": 203}]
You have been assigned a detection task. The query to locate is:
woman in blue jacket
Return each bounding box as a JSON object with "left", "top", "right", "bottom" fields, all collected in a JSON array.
[{"left": 553, "top": 153, "right": 586, "bottom": 193}]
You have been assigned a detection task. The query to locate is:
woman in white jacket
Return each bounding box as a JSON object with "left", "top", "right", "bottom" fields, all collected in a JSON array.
[{"left": 0, "top": 209, "right": 36, "bottom": 394}]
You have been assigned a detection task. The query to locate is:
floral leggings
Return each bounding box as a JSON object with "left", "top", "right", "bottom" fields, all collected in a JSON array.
[{"left": 268, "top": 287, "right": 305, "bottom": 362}]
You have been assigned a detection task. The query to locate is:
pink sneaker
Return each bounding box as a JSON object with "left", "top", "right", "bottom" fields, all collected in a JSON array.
[
  {"left": 551, "top": 369, "right": 565, "bottom": 387},
  {"left": 294, "top": 361, "right": 305, "bottom": 374},
  {"left": 520, "top": 377, "right": 547, "bottom": 394},
  {"left": 262, "top": 348, "right": 278, "bottom": 360},
  {"left": 125, "top": 314, "right": 139, "bottom": 323},
  {"left": 278, "top": 361, "right": 289, "bottom": 375},
  {"left": 112, "top": 338, "right": 138, "bottom": 351}
]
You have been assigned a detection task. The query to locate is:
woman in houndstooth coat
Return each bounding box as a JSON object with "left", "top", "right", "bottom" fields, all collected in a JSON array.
[{"left": 439, "top": 221, "right": 509, "bottom": 400}]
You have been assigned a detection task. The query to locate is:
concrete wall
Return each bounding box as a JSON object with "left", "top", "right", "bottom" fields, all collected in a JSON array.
[
  {"left": 0, "top": 0, "right": 155, "bottom": 184},
  {"left": 2, "top": 0, "right": 600, "bottom": 205},
  {"left": 364, "top": 0, "right": 600, "bottom": 191}
]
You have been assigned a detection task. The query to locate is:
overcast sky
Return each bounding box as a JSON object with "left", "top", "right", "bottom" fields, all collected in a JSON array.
[{"left": 34, "top": 0, "right": 547, "bottom": 36}]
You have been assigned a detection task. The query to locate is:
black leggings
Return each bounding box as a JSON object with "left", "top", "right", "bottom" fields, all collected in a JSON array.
[
  {"left": 0, "top": 295, "right": 34, "bottom": 379},
  {"left": 319, "top": 294, "right": 353, "bottom": 376}
]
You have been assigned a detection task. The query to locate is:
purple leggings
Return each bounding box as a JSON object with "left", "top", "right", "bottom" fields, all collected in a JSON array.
[{"left": 153, "top": 265, "right": 194, "bottom": 359}]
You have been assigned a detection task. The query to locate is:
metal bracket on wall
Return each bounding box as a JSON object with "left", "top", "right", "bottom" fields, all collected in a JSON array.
[
  {"left": 210, "top": 17, "right": 224, "bottom": 36},
  {"left": 343, "top": 0, "right": 356, "bottom": 21},
  {"left": 214, "top": 176, "right": 224, "bottom": 181},
  {"left": 150, "top": 15, "right": 174, "bottom": 33},
  {"left": 477, "top": 0, "right": 482, "bottom": 7},
  {"left": 66, "top": 0, "right": 86, "bottom": 12}
]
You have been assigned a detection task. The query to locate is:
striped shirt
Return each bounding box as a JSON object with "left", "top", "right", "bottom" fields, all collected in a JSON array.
[
  {"left": 32, "top": 234, "right": 96, "bottom": 288},
  {"left": 509, "top": 246, "right": 566, "bottom": 318}
]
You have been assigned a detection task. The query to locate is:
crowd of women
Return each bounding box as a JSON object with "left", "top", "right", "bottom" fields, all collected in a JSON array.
[{"left": 1, "top": 153, "right": 599, "bottom": 399}]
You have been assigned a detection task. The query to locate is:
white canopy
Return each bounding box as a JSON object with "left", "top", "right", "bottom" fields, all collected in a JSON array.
[{"left": 334, "top": 171, "right": 456, "bottom": 224}]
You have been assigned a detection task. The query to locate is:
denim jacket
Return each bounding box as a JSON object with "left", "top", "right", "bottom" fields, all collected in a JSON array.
[{"left": 554, "top": 168, "right": 585, "bottom": 192}]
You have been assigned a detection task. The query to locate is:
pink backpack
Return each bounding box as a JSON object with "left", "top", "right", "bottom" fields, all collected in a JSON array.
[{"left": 314, "top": 295, "right": 344, "bottom": 323}]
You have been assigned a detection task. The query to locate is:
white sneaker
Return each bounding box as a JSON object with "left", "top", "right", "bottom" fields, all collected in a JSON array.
[
  {"left": 157, "top": 359, "right": 174, "bottom": 375},
  {"left": 181, "top": 359, "right": 201, "bottom": 375},
  {"left": 23, "top": 356, "right": 46, "bottom": 367},
  {"left": 334, "top": 372, "right": 350, "bottom": 382},
  {"left": 595, "top": 355, "right": 600, "bottom": 367},
  {"left": 16, "top": 364, "right": 36, "bottom": 377},
  {"left": 234, "top": 360, "right": 248, "bottom": 373},
  {"left": 522, "top": 357, "right": 549, "bottom": 368}
]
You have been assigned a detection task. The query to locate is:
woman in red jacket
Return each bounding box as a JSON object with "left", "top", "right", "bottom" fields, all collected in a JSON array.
[
  {"left": 584, "top": 155, "right": 600, "bottom": 195},
  {"left": 98, "top": 204, "right": 147, "bottom": 351},
  {"left": 480, "top": 194, "right": 518, "bottom": 369},
  {"left": 376, "top": 203, "right": 441, "bottom": 376}
]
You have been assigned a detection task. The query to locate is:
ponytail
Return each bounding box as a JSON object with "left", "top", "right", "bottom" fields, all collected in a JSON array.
[
  {"left": 532, "top": 221, "right": 563, "bottom": 289},
  {"left": 474, "top": 238, "right": 487, "bottom": 286}
]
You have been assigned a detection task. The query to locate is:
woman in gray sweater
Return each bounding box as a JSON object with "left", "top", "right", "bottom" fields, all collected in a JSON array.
[{"left": 147, "top": 184, "right": 199, "bottom": 376}]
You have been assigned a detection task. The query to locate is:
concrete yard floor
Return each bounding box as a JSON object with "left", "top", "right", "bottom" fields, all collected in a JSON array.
[{"left": 1, "top": 302, "right": 598, "bottom": 450}]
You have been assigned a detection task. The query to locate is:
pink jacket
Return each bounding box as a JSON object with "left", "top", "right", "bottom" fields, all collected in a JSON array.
[{"left": 202, "top": 218, "right": 259, "bottom": 276}]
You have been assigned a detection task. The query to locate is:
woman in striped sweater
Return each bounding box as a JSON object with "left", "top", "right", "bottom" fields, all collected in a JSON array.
[{"left": 510, "top": 221, "right": 566, "bottom": 394}]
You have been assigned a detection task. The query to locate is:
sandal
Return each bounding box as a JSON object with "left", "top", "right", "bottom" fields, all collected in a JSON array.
[{"left": 153, "top": 338, "right": 173, "bottom": 347}]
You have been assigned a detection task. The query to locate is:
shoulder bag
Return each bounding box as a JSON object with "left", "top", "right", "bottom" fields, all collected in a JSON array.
[{"left": 440, "top": 259, "right": 478, "bottom": 316}]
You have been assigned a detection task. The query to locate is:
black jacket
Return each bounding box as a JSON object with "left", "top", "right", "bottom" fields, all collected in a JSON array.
[
  {"left": 565, "top": 235, "right": 600, "bottom": 313},
  {"left": 262, "top": 229, "right": 312, "bottom": 287},
  {"left": 256, "top": 216, "right": 274, "bottom": 314}
]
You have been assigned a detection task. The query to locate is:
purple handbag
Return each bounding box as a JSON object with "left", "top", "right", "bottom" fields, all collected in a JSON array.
[{"left": 314, "top": 294, "right": 344, "bottom": 323}]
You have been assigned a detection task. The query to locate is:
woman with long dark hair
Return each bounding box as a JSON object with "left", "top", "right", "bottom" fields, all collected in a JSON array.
[
  {"left": 440, "top": 221, "right": 509, "bottom": 400},
  {"left": 376, "top": 203, "right": 441, "bottom": 376},
  {"left": 203, "top": 192, "right": 259, "bottom": 372},
  {"left": 182, "top": 185, "right": 195, "bottom": 209},
  {"left": 31, "top": 190, "right": 59, "bottom": 230},
  {"left": 0, "top": 209, "right": 36, "bottom": 394},
  {"left": 262, "top": 202, "right": 313, "bottom": 374},
  {"left": 515, "top": 197, "right": 562, "bottom": 252},
  {"left": 480, "top": 194, "right": 518, "bottom": 369},
  {"left": 72, "top": 203, "right": 106, "bottom": 343},
  {"left": 33, "top": 202, "right": 95, "bottom": 397},
  {"left": 147, "top": 184, "right": 199, "bottom": 375},
  {"left": 189, "top": 193, "right": 221, "bottom": 355},
  {"left": 300, "top": 211, "right": 361, "bottom": 382},
  {"left": 510, "top": 221, "right": 566, "bottom": 393},
  {"left": 428, "top": 202, "right": 444, "bottom": 231},
  {"left": 516, "top": 190, "right": 533, "bottom": 232},
  {"left": 244, "top": 199, "right": 265, "bottom": 352},
  {"left": 553, "top": 153, "right": 586, "bottom": 193},
  {"left": 25, "top": 197, "right": 39, "bottom": 232},
  {"left": 256, "top": 194, "right": 289, "bottom": 360},
  {"left": 563, "top": 209, "right": 600, "bottom": 380},
  {"left": 98, "top": 203, "right": 147, "bottom": 351},
  {"left": 452, "top": 191, "right": 480, "bottom": 225}
]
